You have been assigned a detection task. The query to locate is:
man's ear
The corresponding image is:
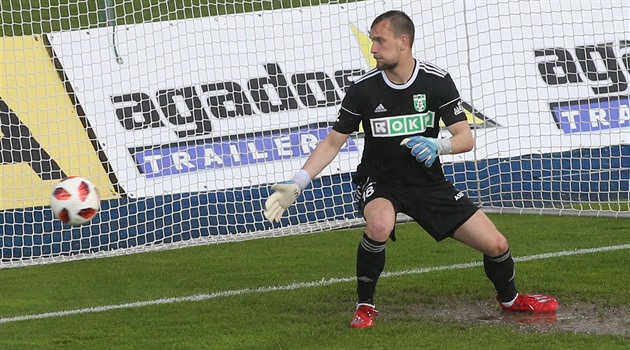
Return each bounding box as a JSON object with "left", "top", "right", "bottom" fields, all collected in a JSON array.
[{"left": 400, "top": 34, "right": 411, "bottom": 50}]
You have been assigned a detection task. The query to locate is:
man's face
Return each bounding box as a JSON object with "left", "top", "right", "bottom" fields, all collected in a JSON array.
[{"left": 369, "top": 19, "right": 404, "bottom": 71}]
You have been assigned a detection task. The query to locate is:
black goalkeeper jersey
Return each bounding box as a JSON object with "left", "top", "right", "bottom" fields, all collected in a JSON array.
[{"left": 332, "top": 59, "right": 467, "bottom": 187}]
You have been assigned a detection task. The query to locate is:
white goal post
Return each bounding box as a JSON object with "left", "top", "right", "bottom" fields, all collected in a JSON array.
[{"left": 0, "top": 1, "right": 628, "bottom": 268}]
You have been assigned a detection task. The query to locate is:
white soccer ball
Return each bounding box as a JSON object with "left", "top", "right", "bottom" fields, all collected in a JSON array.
[{"left": 51, "top": 176, "right": 101, "bottom": 226}]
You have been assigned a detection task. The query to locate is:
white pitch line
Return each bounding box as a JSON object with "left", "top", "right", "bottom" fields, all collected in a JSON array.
[{"left": 1, "top": 244, "right": 629, "bottom": 324}]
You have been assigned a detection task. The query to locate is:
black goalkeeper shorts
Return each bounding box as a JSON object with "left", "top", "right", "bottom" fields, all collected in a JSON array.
[{"left": 354, "top": 178, "right": 479, "bottom": 242}]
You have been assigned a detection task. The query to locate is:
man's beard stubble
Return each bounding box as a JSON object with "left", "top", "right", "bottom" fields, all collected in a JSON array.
[{"left": 376, "top": 60, "right": 397, "bottom": 71}]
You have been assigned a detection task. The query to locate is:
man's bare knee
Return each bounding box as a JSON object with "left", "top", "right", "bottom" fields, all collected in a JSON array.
[
  {"left": 365, "top": 219, "right": 394, "bottom": 242},
  {"left": 486, "top": 234, "right": 509, "bottom": 257}
]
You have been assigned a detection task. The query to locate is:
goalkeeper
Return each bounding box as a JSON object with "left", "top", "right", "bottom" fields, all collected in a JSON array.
[{"left": 264, "top": 10, "right": 558, "bottom": 328}]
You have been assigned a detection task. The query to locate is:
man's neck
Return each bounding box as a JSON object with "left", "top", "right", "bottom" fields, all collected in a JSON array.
[{"left": 384, "top": 56, "right": 416, "bottom": 84}]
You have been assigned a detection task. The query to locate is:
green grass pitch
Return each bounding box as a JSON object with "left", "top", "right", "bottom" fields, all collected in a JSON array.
[
  {"left": 1, "top": 1, "right": 629, "bottom": 348},
  {"left": 1, "top": 215, "right": 629, "bottom": 349}
]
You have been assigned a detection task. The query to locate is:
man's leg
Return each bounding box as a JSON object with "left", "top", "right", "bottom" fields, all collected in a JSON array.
[
  {"left": 452, "top": 210, "right": 558, "bottom": 313},
  {"left": 351, "top": 198, "right": 396, "bottom": 328},
  {"left": 452, "top": 210, "right": 517, "bottom": 301}
]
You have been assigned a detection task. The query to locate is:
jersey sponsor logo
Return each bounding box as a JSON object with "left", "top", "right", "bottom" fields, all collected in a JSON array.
[
  {"left": 373, "top": 104, "right": 387, "bottom": 113},
  {"left": 370, "top": 113, "right": 435, "bottom": 137},
  {"left": 454, "top": 191, "right": 465, "bottom": 201},
  {"left": 413, "top": 94, "right": 427, "bottom": 112},
  {"left": 536, "top": 40, "right": 630, "bottom": 134}
]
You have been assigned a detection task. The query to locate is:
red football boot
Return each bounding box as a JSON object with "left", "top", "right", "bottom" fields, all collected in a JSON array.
[
  {"left": 351, "top": 304, "right": 379, "bottom": 328},
  {"left": 499, "top": 293, "right": 558, "bottom": 313}
]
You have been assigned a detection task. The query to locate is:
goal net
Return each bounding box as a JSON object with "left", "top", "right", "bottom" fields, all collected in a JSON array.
[{"left": 1, "top": 1, "right": 628, "bottom": 267}]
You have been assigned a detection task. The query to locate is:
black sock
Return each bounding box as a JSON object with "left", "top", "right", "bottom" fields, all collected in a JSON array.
[
  {"left": 356, "top": 233, "right": 386, "bottom": 305},
  {"left": 483, "top": 249, "right": 518, "bottom": 302}
]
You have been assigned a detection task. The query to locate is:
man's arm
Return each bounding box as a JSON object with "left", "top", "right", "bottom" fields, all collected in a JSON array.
[
  {"left": 264, "top": 130, "right": 350, "bottom": 222},
  {"left": 301, "top": 130, "right": 351, "bottom": 178},
  {"left": 445, "top": 120, "right": 474, "bottom": 154}
]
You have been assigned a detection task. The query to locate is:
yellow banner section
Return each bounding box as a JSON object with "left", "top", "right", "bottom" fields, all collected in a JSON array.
[{"left": 0, "top": 35, "right": 118, "bottom": 210}]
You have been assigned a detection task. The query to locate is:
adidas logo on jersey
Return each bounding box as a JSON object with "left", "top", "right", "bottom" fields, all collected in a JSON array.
[
  {"left": 373, "top": 104, "right": 387, "bottom": 113},
  {"left": 453, "top": 102, "right": 464, "bottom": 116}
]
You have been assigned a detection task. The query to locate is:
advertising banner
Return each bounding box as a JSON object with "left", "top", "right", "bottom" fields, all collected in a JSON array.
[{"left": 47, "top": 1, "right": 629, "bottom": 198}]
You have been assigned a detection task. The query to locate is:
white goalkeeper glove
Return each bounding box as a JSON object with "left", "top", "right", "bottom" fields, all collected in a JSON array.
[
  {"left": 264, "top": 170, "right": 311, "bottom": 223},
  {"left": 264, "top": 181, "right": 300, "bottom": 223},
  {"left": 400, "top": 136, "right": 452, "bottom": 167}
]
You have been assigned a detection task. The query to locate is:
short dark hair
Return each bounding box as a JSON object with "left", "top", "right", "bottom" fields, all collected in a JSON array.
[{"left": 371, "top": 10, "right": 415, "bottom": 48}]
